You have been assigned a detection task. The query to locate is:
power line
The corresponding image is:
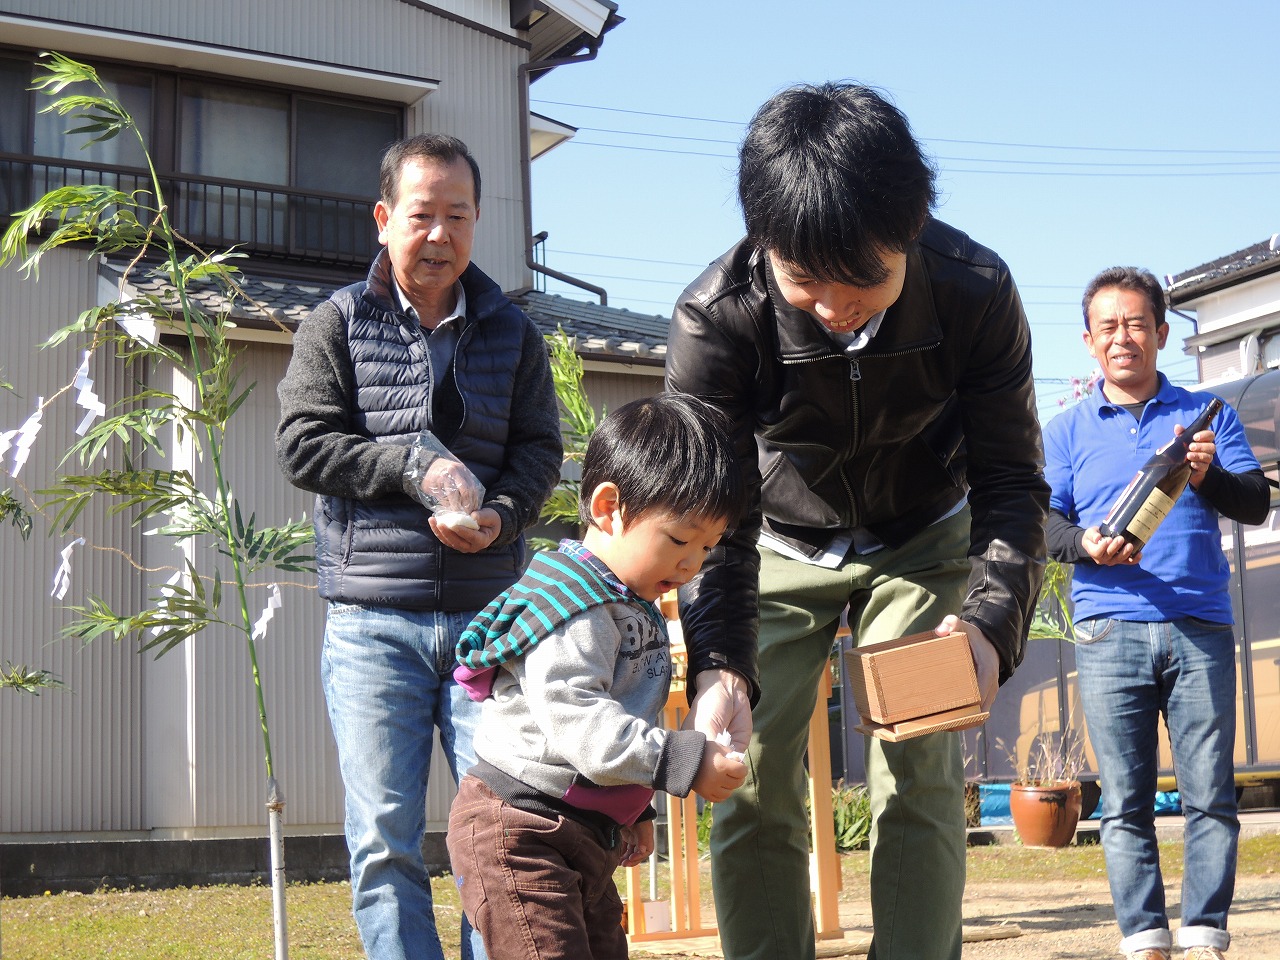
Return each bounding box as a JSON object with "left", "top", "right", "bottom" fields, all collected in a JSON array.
[
  {"left": 534, "top": 98, "right": 1280, "bottom": 157},
  {"left": 564, "top": 139, "right": 1280, "bottom": 175},
  {"left": 533, "top": 98, "right": 747, "bottom": 126},
  {"left": 533, "top": 252, "right": 1173, "bottom": 294},
  {"left": 574, "top": 126, "right": 1280, "bottom": 169},
  {"left": 548, "top": 248, "right": 709, "bottom": 269},
  {"left": 552, "top": 269, "right": 1091, "bottom": 305}
]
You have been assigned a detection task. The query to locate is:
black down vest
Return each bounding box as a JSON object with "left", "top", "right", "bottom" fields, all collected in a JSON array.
[{"left": 312, "top": 261, "right": 529, "bottom": 611}]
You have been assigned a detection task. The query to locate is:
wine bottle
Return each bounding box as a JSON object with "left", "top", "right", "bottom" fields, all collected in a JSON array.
[{"left": 1098, "top": 397, "right": 1223, "bottom": 549}]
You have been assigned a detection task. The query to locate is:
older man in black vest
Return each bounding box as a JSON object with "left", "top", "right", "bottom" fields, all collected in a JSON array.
[{"left": 277, "top": 134, "right": 561, "bottom": 960}]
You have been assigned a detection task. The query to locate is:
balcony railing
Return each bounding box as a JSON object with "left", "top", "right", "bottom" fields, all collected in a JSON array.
[{"left": 1, "top": 152, "right": 377, "bottom": 267}]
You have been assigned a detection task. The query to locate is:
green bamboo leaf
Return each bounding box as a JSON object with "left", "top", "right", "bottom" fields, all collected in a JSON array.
[
  {"left": 0, "top": 661, "right": 64, "bottom": 695},
  {"left": 29, "top": 52, "right": 101, "bottom": 95},
  {"left": 15, "top": 51, "right": 290, "bottom": 793},
  {"left": 1, "top": 489, "right": 34, "bottom": 540},
  {"left": 223, "top": 384, "right": 255, "bottom": 421},
  {"left": 44, "top": 490, "right": 94, "bottom": 533},
  {"left": 61, "top": 595, "right": 136, "bottom": 644}
]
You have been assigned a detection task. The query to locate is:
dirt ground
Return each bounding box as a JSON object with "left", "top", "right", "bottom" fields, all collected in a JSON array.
[
  {"left": 934, "top": 874, "right": 1280, "bottom": 960},
  {"left": 632, "top": 874, "right": 1280, "bottom": 959}
]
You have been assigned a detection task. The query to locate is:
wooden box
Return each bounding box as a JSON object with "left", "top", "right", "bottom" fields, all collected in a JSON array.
[{"left": 844, "top": 630, "right": 988, "bottom": 741}]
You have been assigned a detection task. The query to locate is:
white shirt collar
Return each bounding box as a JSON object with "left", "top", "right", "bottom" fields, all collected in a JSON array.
[
  {"left": 393, "top": 279, "right": 466, "bottom": 328},
  {"left": 826, "top": 309, "right": 887, "bottom": 355}
]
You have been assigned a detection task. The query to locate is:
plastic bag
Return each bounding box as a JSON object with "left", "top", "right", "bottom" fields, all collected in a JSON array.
[{"left": 402, "top": 431, "right": 485, "bottom": 531}]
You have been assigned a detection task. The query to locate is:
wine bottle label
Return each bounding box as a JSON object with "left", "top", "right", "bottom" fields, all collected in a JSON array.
[{"left": 1123, "top": 487, "right": 1176, "bottom": 542}]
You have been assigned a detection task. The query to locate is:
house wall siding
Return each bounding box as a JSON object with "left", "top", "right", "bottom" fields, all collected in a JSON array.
[
  {"left": 0, "top": 255, "right": 145, "bottom": 835},
  {"left": 0, "top": 251, "right": 521, "bottom": 836},
  {"left": 582, "top": 368, "right": 664, "bottom": 417},
  {"left": 137, "top": 342, "right": 344, "bottom": 835}
]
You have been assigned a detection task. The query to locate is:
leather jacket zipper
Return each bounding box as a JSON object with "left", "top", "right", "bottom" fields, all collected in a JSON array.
[
  {"left": 839, "top": 341, "right": 936, "bottom": 527},
  {"left": 844, "top": 359, "right": 861, "bottom": 523}
]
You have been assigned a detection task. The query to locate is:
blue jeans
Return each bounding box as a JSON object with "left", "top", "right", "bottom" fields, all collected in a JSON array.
[
  {"left": 1074, "top": 616, "right": 1238, "bottom": 953},
  {"left": 322, "top": 602, "right": 488, "bottom": 960}
]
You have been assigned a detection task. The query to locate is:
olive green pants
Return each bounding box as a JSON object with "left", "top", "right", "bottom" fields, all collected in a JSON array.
[{"left": 710, "top": 507, "right": 971, "bottom": 960}]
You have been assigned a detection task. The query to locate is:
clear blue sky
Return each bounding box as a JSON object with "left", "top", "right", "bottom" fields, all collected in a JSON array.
[{"left": 528, "top": 0, "right": 1280, "bottom": 422}]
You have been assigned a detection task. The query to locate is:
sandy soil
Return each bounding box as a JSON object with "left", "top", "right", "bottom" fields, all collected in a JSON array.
[
  {"left": 633, "top": 874, "right": 1280, "bottom": 959},
  {"left": 941, "top": 874, "right": 1280, "bottom": 960}
]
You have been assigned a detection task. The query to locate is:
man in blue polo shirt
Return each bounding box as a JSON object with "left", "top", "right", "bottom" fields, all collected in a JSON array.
[{"left": 1043, "top": 266, "right": 1269, "bottom": 960}]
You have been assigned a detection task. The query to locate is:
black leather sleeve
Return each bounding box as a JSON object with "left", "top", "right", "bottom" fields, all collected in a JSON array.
[
  {"left": 665, "top": 275, "right": 764, "bottom": 707},
  {"left": 953, "top": 265, "right": 1051, "bottom": 683}
]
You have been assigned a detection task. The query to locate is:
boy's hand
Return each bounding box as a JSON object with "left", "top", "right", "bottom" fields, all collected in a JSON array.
[
  {"left": 619, "top": 820, "right": 654, "bottom": 868},
  {"left": 691, "top": 738, "right": 747, "bottom": 802}
]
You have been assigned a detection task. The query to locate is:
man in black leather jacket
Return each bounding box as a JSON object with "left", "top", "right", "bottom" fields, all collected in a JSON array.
[{"left": 665, "top": 83, "right": 1049, "bottom": 960}]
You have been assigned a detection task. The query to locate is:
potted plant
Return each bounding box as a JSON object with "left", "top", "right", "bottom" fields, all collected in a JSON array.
[
  {"left": 1003, "top": 558, "right": 1089, "bottom": 846},
  {"left": 1006, "top": 729, "right": 1087, "bottom": 847}
]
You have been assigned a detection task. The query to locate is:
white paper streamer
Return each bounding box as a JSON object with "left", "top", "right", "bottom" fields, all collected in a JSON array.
[
  {"left": 119, "top": 314, "right": 159, "bottom": 345},
  {"left": 252, "top": 583, "right": 283, "bottom": 642},
  {"left": 51, "top": 537, "right": 86, "bottom": 600},
  {"left": 73, "top": 351, "right": 107, "bottom": 436},
  {"left": 151, "top": 570, "right": 184, "bottom": 637},
  {"left": 6, "top": 398, "right": 43, "bottom": 477}
]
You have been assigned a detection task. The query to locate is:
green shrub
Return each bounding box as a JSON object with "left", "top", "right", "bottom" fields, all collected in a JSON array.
[
  {"left": 695, "top": 781, "right": 872, "bottom": 856},
  {"left": 830, "top": 781, "right": 872, "bottom": 851}
]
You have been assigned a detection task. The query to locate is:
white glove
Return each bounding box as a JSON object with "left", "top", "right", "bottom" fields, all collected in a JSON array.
[{"left": 683, "top": 668, "right": 752, "bottom": 754}]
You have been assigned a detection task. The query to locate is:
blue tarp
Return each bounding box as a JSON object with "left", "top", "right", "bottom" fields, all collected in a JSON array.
[{"left": 978, "top": 783, "right": 1181, "bottom": 826}]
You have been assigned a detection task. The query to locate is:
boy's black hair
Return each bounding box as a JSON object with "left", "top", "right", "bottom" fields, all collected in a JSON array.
[
  {"left": 738, "top": 82, "right": 937, "bottom": 287},
  {"left": 579, "top": 393, "right": 747, "bottom": 529},
  {"left": 379, "top": 134, "right": 482, "bottom": 208},
  {"left": 1081, "top": 266, "right": 1167, "bottom": 330}
]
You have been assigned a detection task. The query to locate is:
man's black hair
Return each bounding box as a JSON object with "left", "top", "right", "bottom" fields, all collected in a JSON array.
[
  {"left": 1081, "top": 266, "right": 1167, "bottom": 329},
  {"left": 578, "top": 393, "right": 746, "bottom": 529},
  {"left": 738, "top": 82, "right": 937, "bottom": 287},
  {"left": 379, "top": 134, "right": 482, "bottom": 208}
]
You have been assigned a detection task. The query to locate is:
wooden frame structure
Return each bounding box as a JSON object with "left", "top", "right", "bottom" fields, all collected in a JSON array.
[{"left": 624, "top": 608, "right": 845, "bottom": 944}]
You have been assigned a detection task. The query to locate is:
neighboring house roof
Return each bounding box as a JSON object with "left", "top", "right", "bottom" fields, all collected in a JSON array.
[
  {"left": 100, "top": 258, "right": 332, "bottom": 335},
  {"left": 517, "top": 290, "right": 668, "bottom": 365},
  {"left": 1167, "top": 234, "right": 1280, "bottom": 305},
  {"left": 100, "top": 259, "right": 670, "bottom": 363}
]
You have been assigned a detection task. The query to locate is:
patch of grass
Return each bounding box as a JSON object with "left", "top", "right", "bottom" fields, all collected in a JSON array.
[
  {"left": 3, "top": 835, "right": 1277, "bottom": 958},
  {"left": 0, "top": 879, "right": 461, "bottom": 960},
  {"left": 1237, "top": 831, "right": 1280, "bottom": 876}
]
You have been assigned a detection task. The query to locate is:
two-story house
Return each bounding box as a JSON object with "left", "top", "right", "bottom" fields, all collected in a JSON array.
[{"left": 0, "top": 0, "right": 657, "bottom": 888}]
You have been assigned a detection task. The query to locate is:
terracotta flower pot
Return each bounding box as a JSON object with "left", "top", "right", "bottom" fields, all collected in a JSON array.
[{"left": 1009, "top": 780, "right": 1082, "bottom": 847}]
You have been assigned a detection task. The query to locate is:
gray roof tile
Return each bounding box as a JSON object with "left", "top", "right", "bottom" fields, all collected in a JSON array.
[
  {"left": 1167, "top": 235, "right": 1280, "bottom": 303},
  {"left": 100, "top": 260, "right": 671, "bottom": 362},
  {"left": 516, "top": 291, "right": 669, "bottom": 362}
]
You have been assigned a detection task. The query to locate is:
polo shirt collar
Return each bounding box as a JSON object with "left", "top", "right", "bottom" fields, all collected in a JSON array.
[{"left": 1092, "top": 371, "right": 1176, "bottom": 416}]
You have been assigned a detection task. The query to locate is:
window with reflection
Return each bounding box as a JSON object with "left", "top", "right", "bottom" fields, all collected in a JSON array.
[{"left": 1, "top": 51, "right": 400, "bottom": 264}]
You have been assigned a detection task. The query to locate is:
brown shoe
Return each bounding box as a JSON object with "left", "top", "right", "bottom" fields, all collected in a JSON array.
[
  {"left": 1183, "top": 949, "right": 1227, "bottom": 960},
  {"left": 1125, "top": 951, "right": 1170, "bottom": 960}
]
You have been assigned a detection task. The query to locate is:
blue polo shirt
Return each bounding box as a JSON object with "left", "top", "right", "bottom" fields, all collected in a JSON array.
[{"left": 1042, "top": 372, "right": 1259, "bottom": 624}]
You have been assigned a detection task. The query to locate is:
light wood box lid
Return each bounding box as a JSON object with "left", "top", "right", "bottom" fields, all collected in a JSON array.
[{"left": 844, "top": 630, "right": 980, "bottom": 725}]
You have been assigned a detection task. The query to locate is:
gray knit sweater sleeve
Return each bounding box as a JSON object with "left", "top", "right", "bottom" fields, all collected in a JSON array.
[{"left": 275, "top": 299, "right": 410, "bottom": 500}]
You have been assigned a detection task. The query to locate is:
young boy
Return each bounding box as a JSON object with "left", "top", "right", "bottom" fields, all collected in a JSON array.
[{"left": 447, "top": 393, "right": 749, "bottom": 960}]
